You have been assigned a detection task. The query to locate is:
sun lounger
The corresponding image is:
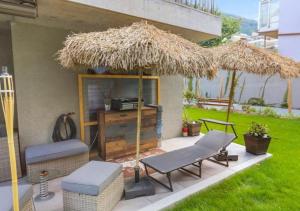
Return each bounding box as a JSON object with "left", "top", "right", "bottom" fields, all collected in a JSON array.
[{"left": 140, "top": 119, "right": 238, "bottom": 191}]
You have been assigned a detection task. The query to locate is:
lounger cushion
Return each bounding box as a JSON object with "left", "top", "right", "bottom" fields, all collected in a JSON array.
[
  {"left": 25, "top": 139, "right": 88, "bottom": 164},
  {"left": 141, "top": 130, "right": 236, "bottom": 173},
  {"left": 0, "top": 184, "right": 33, "bottom": 211},
  {"left": 141, "top": 145, "right": 215, "bottom": 173},
  {"left": 195, "top": 130, "right": 236, "bottom": 151},
  {"left": 61, "top": 161, "right": 122, "bottom": 196}
]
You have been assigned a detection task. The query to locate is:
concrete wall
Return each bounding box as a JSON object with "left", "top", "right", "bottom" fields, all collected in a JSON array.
[
  {"left": 196, "top": 71, "right": 288, "bottom": 107},
  {"left": 160, "top": 75, "right": 183, "bottom": 139},
  {"left": 10, "top": 22, "right": 79, "bottom": 153}
]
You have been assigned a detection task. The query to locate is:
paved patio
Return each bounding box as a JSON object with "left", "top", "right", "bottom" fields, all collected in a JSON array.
[{"left": 33, "top": 135, "right": 271, "bottom": 211}]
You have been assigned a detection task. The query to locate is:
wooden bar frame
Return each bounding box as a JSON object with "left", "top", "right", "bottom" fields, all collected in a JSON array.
[{"left": 78, "top": 74, "right": 160, "bottom": 142}]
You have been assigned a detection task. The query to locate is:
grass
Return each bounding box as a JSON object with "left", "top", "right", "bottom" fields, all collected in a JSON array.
[{"left": 171, "top": 107, "right": 300, "bottom": 211}]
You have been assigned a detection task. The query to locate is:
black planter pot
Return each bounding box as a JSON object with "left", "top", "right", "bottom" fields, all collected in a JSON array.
[{"left": 243, "top": 134, "right": 271, "bottom": 155}]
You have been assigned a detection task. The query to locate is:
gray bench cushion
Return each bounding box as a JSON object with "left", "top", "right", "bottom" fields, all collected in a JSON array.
[
  {"left": 25, "top": 139, "right": 88, "bottom": 164},
  {"left": 61, "top": 161, "right": 122, "bottom": 196},
  {"left": 0, "top": 184, "right": 33, "bottom": 211}
]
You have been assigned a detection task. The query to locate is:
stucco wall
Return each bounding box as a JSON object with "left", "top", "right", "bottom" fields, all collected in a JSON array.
[{"left": 10, "top": 22, "right": 79, "bottom": 153}]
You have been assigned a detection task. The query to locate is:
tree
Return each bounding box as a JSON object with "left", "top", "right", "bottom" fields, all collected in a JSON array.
[{"left": 200, "top": 15, "right": 241, "bottom": 48}]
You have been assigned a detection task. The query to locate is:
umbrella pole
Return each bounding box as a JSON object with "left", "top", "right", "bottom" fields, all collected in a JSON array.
[
  {"left": 226, "top": 70, "right": 236, "bottom": 128},
  {"left": 134, "top": 70, "right": 143, "bottom": 183}
]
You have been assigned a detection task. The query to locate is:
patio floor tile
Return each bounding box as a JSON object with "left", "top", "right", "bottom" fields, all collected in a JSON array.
[{"left": 31, "top": 136, "right": 271, "bottom": 211}]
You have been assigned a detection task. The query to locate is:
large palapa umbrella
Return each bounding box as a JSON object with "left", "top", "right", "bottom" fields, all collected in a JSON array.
[
  {"left": 212, "top": 39, "right": 300, "bottom": 122},
  {"left": 58, "top": 21, "right": 216, "bottom": 197}
]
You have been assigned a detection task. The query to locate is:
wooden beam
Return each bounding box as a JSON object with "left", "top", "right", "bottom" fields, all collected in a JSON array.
[
  {"left": 79, "top": 73, "right": 159, "bottom": 80},
  {"left": 78, "top": 74, "right": 85, "bottom": 141}
]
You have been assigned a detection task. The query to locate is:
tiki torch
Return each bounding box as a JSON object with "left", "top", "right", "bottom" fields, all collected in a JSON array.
[{"left": 0, "top": 66, "right": 19, "bottom": 211}]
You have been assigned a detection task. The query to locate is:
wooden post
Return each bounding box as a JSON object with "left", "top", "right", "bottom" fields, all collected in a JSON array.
[
  {"left": 288, "top": 79, "right": 292, "bottom": 114},
  {"left": 226, "top": 70, "right": 237, "bottom": 123}
]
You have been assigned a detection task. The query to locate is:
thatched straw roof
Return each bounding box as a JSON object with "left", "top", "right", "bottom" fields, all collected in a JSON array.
[
  {"left": 58, "top": 21, "right": 216, "bottom": 79},
  {"left": 211, "top": 39, "right": 300, "bottom": 78},
  {"left": 261, "top": 49, "right": 300, "bottom": 78}
]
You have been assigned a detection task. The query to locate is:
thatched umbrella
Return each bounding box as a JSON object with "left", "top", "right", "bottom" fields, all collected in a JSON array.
[
  {"left": 261, "top": 49, "right": 300, "bottom": 113},
  {"left": 58, "top": 21, "right": 216, "bottom": 194},
  {"left": 212, "top": 39, "right": 300, "bottom": 122}
]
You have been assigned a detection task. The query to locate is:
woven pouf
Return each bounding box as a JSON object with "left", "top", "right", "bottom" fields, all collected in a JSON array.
[{"left": 62, "top": 161, "right": 124, "bottom": 211}]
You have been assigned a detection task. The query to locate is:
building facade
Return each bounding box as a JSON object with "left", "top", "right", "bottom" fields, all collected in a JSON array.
[
  {"left": 258, "top": 0, "right": 300, "bottom": 108},
  {"left": 0, "top": 0, "right": 221, "bottom": 167}
]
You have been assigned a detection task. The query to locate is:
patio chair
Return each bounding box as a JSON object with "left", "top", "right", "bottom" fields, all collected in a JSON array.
[{"left": 140, "top": 119, "right": 238, "bottom": 191}]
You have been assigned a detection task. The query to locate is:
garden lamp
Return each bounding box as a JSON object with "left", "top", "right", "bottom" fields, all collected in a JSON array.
[{"left": 0, "top": 66, "right": 19, "bottom": 211}]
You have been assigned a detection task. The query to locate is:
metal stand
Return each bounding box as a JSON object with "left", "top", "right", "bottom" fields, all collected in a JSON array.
[
  {"left": 143, "top": 161, "right": 203, "bottom": 192},
  {"left": 34, "top": 171, "right": 55, "bottom": 201}
]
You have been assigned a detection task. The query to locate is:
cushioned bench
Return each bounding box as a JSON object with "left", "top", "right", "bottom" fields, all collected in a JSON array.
[
  {"left": 25, "top": 139, "right": 89, "bottom": 182},
  {"left": 62, "top": 161, "right": 124, "bottom": 211},
  {"left": 0, "top": 184, "right": 33, "bottom": 211}
]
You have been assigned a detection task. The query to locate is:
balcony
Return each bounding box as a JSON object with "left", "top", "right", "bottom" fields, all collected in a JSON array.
[
  {"left": 258, "top": 0, "right": 279, "bottom": 38},
  {"left": 0, "top": 0, "right": 37, "bottom": 18},
  {"left": 169, "top": 0, "right": 219, "bottom": 15},
  {"left": 64, "top": 0, "right": 221, "bottom": 42}
]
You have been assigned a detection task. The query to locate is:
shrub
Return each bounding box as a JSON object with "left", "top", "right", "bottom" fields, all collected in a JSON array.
[
  {"left": 242, "top": 105, "right": 256, "bottom": 114},
  {"left": 248, "top": 97, "right": 265, "bottom": 106},
  {"left": 261, "top": 107, "right": 279, "bottom": 118},
  {"left": 183, "top": 90, "right": 196, "bottom": 104},
  {"left": 247, "top": 122, "right": 269, "bottom": 137}
]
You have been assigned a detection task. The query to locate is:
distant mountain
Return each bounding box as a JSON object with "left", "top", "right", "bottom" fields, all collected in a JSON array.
[{"left": 224, "top": 13, "right": 258, "bottom": 35}]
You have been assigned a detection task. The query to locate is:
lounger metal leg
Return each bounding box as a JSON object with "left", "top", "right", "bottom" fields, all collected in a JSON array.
[
  {"left": 207, "top": 150, "right": 229, "bottom": 167},
  {"left": 144, "top": 163, "right": 149, "bottom": 176},
  {"left": 143, "top": 164, "right": 174, "bottom": 191},
  {"left": 199, "top": 161, "right": 202, "bottom": 176},
  {"left": 167, "top": 173, "right": 173, "bottom": 192},
  {"left": 190, "top": 161, "right": 202, "bottom": 177}
]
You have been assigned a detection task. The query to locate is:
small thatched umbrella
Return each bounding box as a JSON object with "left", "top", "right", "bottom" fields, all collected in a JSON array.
[
  {"left": 212, "top": 39, "right": 300, "bottom": 122},
  {"left": 58, "top": 21, "right": 216, "bottom": 194}
]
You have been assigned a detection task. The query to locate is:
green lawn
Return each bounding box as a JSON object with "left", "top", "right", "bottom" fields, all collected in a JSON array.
[{"left": 171, "top": 107, "right": 300, "bottom": 211}]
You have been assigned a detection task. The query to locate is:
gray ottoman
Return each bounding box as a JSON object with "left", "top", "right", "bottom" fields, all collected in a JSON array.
[
  {"left": 0, "top": 184, "right": 33, "bottom": 211},
  {"left": 25, "top": 139, "right": 89, "bottom": 182},
  {"left": 62, "top": 161, "right": 124, "bottom": 211}
]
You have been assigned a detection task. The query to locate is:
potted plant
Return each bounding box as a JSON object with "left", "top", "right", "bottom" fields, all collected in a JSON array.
[
  {"left": 188, "top": 121, "right": 202, "bottom": 136},
  {"left": 244, "top": 122, "right": 271, "bottom": 155},
  {"left": 182, "top": 121, "right": 189, "bottom": 137}
]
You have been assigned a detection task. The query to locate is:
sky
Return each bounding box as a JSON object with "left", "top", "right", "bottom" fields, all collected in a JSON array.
[{"left": 215, "top": 0, "right": 259, "bottom": 20}]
